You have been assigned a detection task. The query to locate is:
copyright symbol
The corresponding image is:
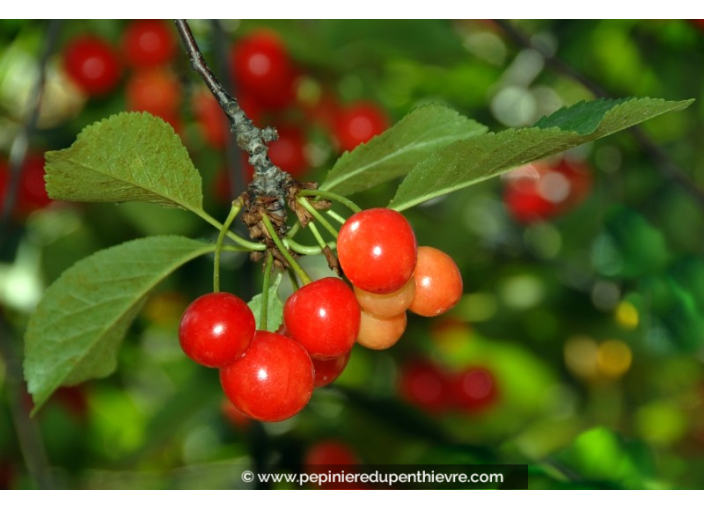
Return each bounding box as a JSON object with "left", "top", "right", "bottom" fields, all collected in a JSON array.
[{"left": 242, "top": 470, "right": 254, "bottom": 483}]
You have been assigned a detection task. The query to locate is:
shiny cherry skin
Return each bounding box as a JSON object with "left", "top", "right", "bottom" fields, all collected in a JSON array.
[
  {"left": 335, "top": 101, "right": 388, "bottom": 152},
  {"left": 230, "top": 30, "right": 296, "bottom": 110},
  {"left": 220, "top": 331, "right": 314, "bottom": 422},
  {"left": 178, "top": 292, "right": 255, "bottom": 368},
  {"left": 356, "top": 310, "right": 407, "bottom": 350},
  {"left": 399, "top": 360, "right": 452, "bottom": 414},
  {"left": 63, "top": 35, "right": 121, "bottom": 96},
  {"left": 337, "top": 208, "right": 417, "bottom": 294},
  {"left": 409, "top": 246, "right": 462, "bottom": 317},
  {"left": 122, "top": 19, "right": 176, "bottom": 68},
  {"left": 313, "top": 351, "right": 351, "bottom": 388},
  {"left": 353, "top": 277, "right": 415, "bottom": 319},
  {"left": 452, "top": 367, "right": 498, "bottom": 412},
  {"left": 284, "top": 277, "right": 360, "bottom": 359}
]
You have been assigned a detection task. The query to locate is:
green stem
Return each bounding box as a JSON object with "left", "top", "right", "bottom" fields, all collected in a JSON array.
[
  {"left": 297, "top": 198, "right": 339, "bottom": 238},
  {"left": 213, "top": 201, "right": 242, "bottom": 293},
  {"left": 307, "top": 222, "right": 327, "bottom": 250},
  {"left": 288, "top": 267, "right": 300, "bottom": 291},
  {"left": 298, "top": 189, "right": 362, "bottom": 213},
  {"left": 326, "top": 210, "right": 347, "bottom": 225},
  {"left": 195, "top": 208, "right": 266, "bottom": 251},
  {"left": 287, "top": 237, "right": 329, "bottom": 255},
  {"left": 261, "top": 252, "right": 273, "bottom": 329},
  {"left": 261, "top": 215, "right": 312, "bottom": 286}
]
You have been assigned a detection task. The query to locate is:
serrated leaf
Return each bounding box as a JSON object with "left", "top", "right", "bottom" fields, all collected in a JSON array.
[
  {"left": 320, "top": 104, "right": 487, "bottom": 196},
  {"left": 45, "top": 112, "right": 203, "bottom": 211},
  {"left": 389, "top": 97, "right": 694, "bottom": 211},
  {"left": 247, "top": 272, "right": 284, "bottom": 332},
  {"left": 24, "top": 236, "right": 214, "bottom": 412}
]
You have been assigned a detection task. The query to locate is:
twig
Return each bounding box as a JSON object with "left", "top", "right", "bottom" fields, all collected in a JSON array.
[
  {"left": 0, "top": 19, "right": 60, "bottom": 490},
  {"left": 493, "top": 19, "right": 704, "bottom": 206},
  {"left": 174, "top": 20, "right": 290, "bottom": 220}
]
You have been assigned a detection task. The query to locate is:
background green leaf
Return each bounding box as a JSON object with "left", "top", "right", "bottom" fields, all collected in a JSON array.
[
  {"left": 44, "top": 112, "right": 204, "bottom": 211},
  {"left": 247, "top": 272, "right": 284, "bottom": 332},
  {"left": 24, "top": 236, "right": 213, "bottom": 412},
  {"left": 320, "top": 104, "right": 487, "bottom": 196},
  {"left": 389, "top": 98, "right": 694, "bottom": 211}
]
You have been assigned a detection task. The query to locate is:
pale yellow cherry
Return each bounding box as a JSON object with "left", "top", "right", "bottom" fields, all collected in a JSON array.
[
  {"left": 356, "top": 310, "right": 407, "bottom": 350},
  {"left": 353, "top": 277, "right": 415, "bottom": 319}
]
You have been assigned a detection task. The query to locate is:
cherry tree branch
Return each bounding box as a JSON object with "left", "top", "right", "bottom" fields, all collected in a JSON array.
[
  {"left": 174, "top": 19, "right": 290, "bottom": 219},
  {"left": 494, "top": 19, "right": 704, "bottom": 207}
]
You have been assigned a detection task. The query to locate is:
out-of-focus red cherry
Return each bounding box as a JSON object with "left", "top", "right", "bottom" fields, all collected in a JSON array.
[
  {"left": 335, "top": 101, "right": 388, "bottom": 152},
  {"left": 62, "top": 35, "right": 121, "bottom": 96},
  {"left": 451, "top": 366, "right": 498, "bottom": 413},
  {"left": 126, "top": 68, "right": 181, "bottom": 119},
  {"left": 399, "top": 360, "right": 452, "bottom": 414},
  {"left": 122, "top": 20, "right": 176, "bottom": 68}
]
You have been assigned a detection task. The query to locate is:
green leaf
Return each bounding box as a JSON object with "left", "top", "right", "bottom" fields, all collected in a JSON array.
[
  {"left": 320, "top": 104, "right": 487, "bottom": 196},
  {"left": 24, "top": 236, "right": 214, "bottom": 412},
  {"left": 247, "top": 272, "right": 284, "bottom": 332},
  {"left": 389, "top": 97, "right": 694, "bottom": 211},
  {"left": 45, "top": 112, "right": 203, "bottom": 212}
]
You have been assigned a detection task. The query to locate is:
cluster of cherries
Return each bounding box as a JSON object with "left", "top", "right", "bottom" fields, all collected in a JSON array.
[
  {"left": 400, "top": 359, "right": 498, "bottom": 415},
  {"left": 503, "top": 158, "right": 592, "bottom": 224},
  {"left": 179, "top": 207, "right": 463, "bottom": 422}
]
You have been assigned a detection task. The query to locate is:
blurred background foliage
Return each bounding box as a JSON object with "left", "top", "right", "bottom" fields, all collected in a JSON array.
[{"left": 0, "top": 19, "right": 703, "bottom": 489}]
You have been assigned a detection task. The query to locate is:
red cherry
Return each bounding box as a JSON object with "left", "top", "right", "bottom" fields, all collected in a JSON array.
[
  {"left": 313, "top": 351, "right": 351, "bottom": 388},
  {"left": 335, "top": 101, "right": 388, "bottom": 152},
  {"left": 304, "top": 440, "right": 359, "bottom": 465},
  {"left": 284, "top": 277, "right": 360, "bottom": 359},
  {"left": 220, "top": 399, "right": 252, "bottom": 430},
  {"left": 452, "top": 367, "right": 498, "bottom": 412},
  {"left": 337, "top": 208, "right": 417, "bottom": 294},
  {"left": 17, "top": 155, "right": 52, "bottom": 213},
  {"left": 408, "top": 246, "right": 462, "bottom": 317},
  {"left": 178, "top": 292, "right": 255, "bottom": 368},
  {"left": 399, "top": 360, "right": 452, "bottom": 414},
  {"left": 230, "top": 30, "right": 296, "bottom": 110},
  {"left": 126, "top": 68, "right": 181, "bottom": 118},
  {"left": 356, "top": 310, "right": 407, "bottom": 350},
  {"left": 353, "top": 277, "right": 415, "bottom": 319},
  {"left": 122, "top": 20, "right": 176, "bottom": 68},
  {"left": 242, "top": 125, "right": 308, "bottom": 178},
  {"left": 63, "top": 35, "right": 121, "bottom": 96},
  {"left": 220, "top": 331, "right": 314, "bottom": 422}
]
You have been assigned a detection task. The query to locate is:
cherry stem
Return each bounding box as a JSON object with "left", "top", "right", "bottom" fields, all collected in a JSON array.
[
  {"left": 197, "top": 209, "right": 265, "bottom": 251},
  {"left": 297, "top": 197, "right": 339, "bottom": 238},
  {"left": 286, "top": 237, "right": 334, "bottom": 255},
  {"left": 260, "top": 251, "right": 274, "bottom": 330},
  {"left": 298, "top": 189, "right": 362, "bottom": 213},
  {"left": 287, "top": 267, "right": 300, "bottom": 291},
  {"left": 307, "top": 221, "right": 327, "bottom": 250},
  {"left": 213, "top": 200, "right": 243, "bottom": 293},
  {"left": 261, "top": 215, "right": 312, "bottom": 286},
  {"left": 326, "top": 210, "right": 347, "bottom": 225}
]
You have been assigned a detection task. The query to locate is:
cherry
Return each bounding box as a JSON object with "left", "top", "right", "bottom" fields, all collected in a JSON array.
[
  {"left": 399, "top": 360, "right": 452, "bottom": 414},
  {"left": 503, "top": 159, "right": 592, "bottom": 223},
  {"left": 230, "top": 30, "right": 296, "bottom": 110},
  {"left": 62, "top": 35, "right": 121, "bottom": 96},
  {"left": 220, "top": 331, "right": 314, "bottom": 422},
  {"left": 125, "top": 68, "right": 181, "bottom": 118},
  {"left": 178, "top": 292, "right": 255, "bottom": 368},
  {"left": 337, "top": 208, "right": 417, "bottom": 294},
  {"left": 335, "top": 101, "right": 388, "bottom": 152},
  {"left": 18, "top": 155, "right": 52, "bottom": 213},
  {"left": 304, "top": 440, "right": 359, "bottom": 465},
  {"left": 356, "top": 310, "right": 407, "bottom": 350},
  {"left": 451, "top": 367, "right": 498, "bottom": 412},
  {"left": 313, "top": 351, "right": 351, "bottom": 388},
  {"left": 408, "top": 246, "right": 462, "bottom": 317},
  {"left": 220, "top": 399, "right": 252, "bottom": 430},
  {"left": 353, "top": 277, "right": 415, "bottom": 319},
  {"left": 284, "top": 277, "right": 360, "bottom": 359},
  {"left": 242, "top": 125, "right": 308, "bottom": 179},
  {"left": 122, "top": 20, "right": 176, "bottom": 68}
]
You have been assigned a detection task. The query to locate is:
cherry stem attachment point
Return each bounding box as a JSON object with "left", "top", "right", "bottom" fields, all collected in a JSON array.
[
  {"left": 297, "top": 197, "right": 339, "bottom": 238},
  {"left": 261, "top": 251, "right": 274, "bottom": 329},
  {"left": 214, "top": 200, "right": 243, "bottom": 292},
  {"left": 298, "top": 189, "right": 362, "bottom": 213},
  {"left": 261, "top": 215, "right": 312, "bottom": 286}
]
